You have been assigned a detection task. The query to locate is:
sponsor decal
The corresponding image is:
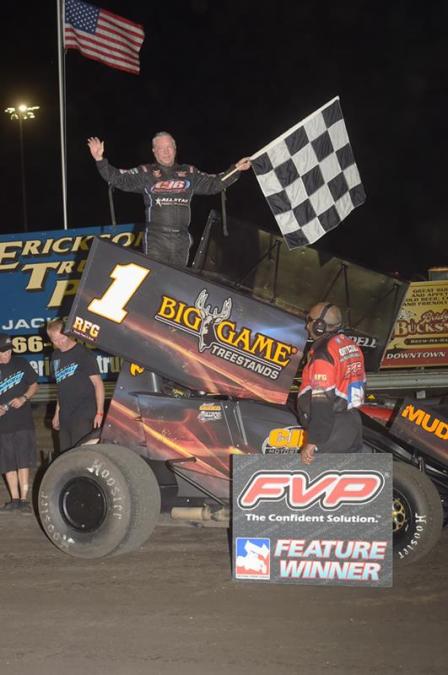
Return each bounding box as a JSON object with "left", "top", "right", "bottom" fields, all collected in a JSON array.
[
  {"left": 71, "top": 316, "right": 101, "bottom": 342},
  {"left": 347, "top": 381, "right": 365, "bottom": 407},
  {"left": 238, "top": 470, "right": 384, "bottom": 511},
  {"left": 400, "top": 403, "right": 448, "bottom": 440},
  {"left": 235, "top": 537, "right": 271, "bottom": 580},
  {"left": 339, "top": 343, "right": 358, "bottom": 356},
  {"left": 345, "top": 361, "right": 363, "bottom": 376},
  {"left": 198, "top": 402, "right": 222, "bottom": 422},
  {"left": 154, "top": 289, "right": 297, "bottom": 381},
  {"left": 151, "top": 179, "right": 191, "bottom": 193},
  {"left": 119, "top": 167, "right": 140, "bottom": 175},
  {"left": 130, "top": 363, "right": 145, "bottom": 376},
  {"left": 154, "top": 197, "right": 189, "bottom": 207},
  {"left": 261, "top": 427, "right": 306, "bottom": 455},
  {"left": 347, "top": 335, "right": 377, "bottom": 349}
]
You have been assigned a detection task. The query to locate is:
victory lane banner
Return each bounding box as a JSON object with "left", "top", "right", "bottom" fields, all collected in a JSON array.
[
  {"left": 233, "top": 454, "right": 393, "bottom": 587},
  {"left": 66, "top": 238, "right": 308, "bottom": 404}
]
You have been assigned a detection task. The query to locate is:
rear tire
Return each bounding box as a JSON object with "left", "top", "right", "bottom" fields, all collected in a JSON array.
[
  {"left": 38, "top": 447, "right": 133, "bottom": 558},
  {"left": 393, "top": 462, "right": 443, "bottom": 565},
  {"left": 91, "top": 444, "right": 161, "bottom": 556},
  {"left": 38, "top": 445, "right": 161, "bottom": 558}
]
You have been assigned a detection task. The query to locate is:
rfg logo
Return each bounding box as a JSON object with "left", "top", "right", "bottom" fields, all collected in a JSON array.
[{"left": 238, "top": 470, "right": 384, "bottom": 511}]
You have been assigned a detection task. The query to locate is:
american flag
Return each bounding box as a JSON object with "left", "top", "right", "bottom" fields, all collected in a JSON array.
[{"left": 64, "top": 0, "right": 145, "bottom": 75}]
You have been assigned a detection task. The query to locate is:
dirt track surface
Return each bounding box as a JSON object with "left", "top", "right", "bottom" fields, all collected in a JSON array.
[{"left": 0, "top": 502, "right": 447, "bottom": 675}]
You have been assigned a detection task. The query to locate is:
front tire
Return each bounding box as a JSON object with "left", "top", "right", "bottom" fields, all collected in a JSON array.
[{"left": 393, "top": 462, "right": 443, "bottom": 565}]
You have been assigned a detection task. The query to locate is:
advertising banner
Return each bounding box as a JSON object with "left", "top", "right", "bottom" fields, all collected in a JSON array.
[
  {"left": 67, "top": 239, "right": 308, "bottom": 404},
  {"left": 233, "top": 454, "right": 393, "bottom": 587},
  {"left": 381, "top": 281, "right": 448, "bottom": 368},
  {"left": 0, "top": 224, "right": 143, "bottom": 382}
]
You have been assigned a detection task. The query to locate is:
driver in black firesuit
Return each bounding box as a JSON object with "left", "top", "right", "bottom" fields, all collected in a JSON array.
[
  {"left": 297, "top": 302, "right": 367, "bottom": 465},
  {"left": 87, "top": 132, "right": 251, "bottom": 267}
]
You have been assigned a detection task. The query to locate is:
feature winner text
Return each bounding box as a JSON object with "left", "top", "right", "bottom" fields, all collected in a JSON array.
[{"left": 274, "top": 539, "right": 388, "bottom": 581}]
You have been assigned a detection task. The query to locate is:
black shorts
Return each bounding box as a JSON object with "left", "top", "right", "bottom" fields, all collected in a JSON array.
[
  {"left": 59, "top": 413, "right": 96, "bottom": 452},
  {"left": 0, "top": 429, "right": 37, "bottom": 473}
]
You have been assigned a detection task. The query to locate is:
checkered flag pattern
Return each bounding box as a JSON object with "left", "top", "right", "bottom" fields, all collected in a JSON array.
[{"left": 251, "top": 97, "right": 366, "bottom": 249}]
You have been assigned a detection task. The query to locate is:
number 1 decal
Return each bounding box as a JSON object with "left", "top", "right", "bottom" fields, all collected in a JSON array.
[{"left": 88, "top": 263, "right": 150, "bottom": 323}]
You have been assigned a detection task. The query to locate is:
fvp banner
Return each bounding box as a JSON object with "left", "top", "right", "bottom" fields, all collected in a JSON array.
[
  {"left": 0, "top": 224, "right": 143, "bottom": 382},
  {"left": 233, "top": 454, "right": 393, "bottom": 587}
]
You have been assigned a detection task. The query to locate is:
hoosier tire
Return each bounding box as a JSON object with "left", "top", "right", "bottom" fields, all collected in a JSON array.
[
  {"left": 393, "top": 462, "right": 443, "bottom": 565},
  {"left": 88, "top": 444, "right": 161, "bottom": 557},
  {"left": 38, "top": 447, "right": 133, "bottom": 558},
  {"left": 39, "top": 444, "right": 161, "bottom": 558}
]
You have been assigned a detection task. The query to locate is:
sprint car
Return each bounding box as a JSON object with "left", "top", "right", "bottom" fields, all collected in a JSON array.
[{"left": 37, "top": 239, "right": 446, "bottom": 564}]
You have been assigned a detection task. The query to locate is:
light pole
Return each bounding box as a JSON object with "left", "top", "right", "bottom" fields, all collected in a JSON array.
[{"left": 4, "top": 103, "right": 40, "bottom": 231}]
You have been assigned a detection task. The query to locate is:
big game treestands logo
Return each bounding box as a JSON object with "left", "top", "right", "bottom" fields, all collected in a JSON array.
[{"left": 155, "top": 288, "right": 298, "bottom": 381}]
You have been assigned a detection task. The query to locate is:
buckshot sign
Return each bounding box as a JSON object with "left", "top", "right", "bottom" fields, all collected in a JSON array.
[{"left": 233, "top": 454, "right": 393, "bottom": 587}]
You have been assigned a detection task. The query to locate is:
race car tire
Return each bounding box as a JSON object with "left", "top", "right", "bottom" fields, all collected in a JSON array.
[
  {"left": 90, "top": 444, "right": 161, "bottom": 556},
  {"left": 393, "top": 462, "right": 443, "bottom": 565},
  {"left": 38, "top": 447, "right": 133, "bottom": 558}
]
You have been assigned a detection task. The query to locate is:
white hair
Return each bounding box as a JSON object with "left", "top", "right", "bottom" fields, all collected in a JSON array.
[{"left": 152, "top": 131, "right": 176, "bottom": 149}]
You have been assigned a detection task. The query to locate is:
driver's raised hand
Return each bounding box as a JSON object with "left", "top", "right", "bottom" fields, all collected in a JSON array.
[{"left": 87, "top": 137, "right": 105, "bottom": 161}]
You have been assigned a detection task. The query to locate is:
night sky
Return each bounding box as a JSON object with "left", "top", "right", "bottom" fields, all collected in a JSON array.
[{"left": 1, "top": 0, "right": 447, "bottom": 279}]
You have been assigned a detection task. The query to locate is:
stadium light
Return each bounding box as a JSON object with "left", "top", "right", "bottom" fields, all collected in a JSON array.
[{"left": 4, "top": 103, "right": 40, "bottom": 231}]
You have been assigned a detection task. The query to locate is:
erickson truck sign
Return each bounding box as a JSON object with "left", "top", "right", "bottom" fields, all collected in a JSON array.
[{"left": 0, "top": 224, "right": 143, "bottom": 382}]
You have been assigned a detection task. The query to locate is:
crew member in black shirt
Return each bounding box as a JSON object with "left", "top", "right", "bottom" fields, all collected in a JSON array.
[
  {"left": 47, "top": 319, "right": 105, "bottom": 452},
  {"left": 0, "top": 333, "right": 38, "bottom": 513}
]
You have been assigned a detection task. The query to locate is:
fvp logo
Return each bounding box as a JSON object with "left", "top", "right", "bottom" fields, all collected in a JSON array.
[
  {"left": 235, "top": 538, "right": 270, "bottom": 580},
  {"left": 238, "top": 470, "right": 384, "bottom": 511}
]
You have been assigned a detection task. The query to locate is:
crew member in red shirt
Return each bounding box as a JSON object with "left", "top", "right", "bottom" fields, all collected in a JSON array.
[{"left": 297, "top": 303, "right": 366, "bottom": 465}]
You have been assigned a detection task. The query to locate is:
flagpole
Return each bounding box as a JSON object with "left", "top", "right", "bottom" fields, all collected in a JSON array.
[{"left": 57, "top": 0, "right": 69, "bottom": 230}]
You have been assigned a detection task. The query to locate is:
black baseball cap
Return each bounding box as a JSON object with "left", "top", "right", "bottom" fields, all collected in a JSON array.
[{"left": 0, "top": 333, "right": 12, "bottom": 352}]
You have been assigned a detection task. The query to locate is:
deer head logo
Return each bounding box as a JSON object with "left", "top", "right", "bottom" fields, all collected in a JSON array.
[{"left": 195, "top": 289, "right": 232, "bottom": 352}]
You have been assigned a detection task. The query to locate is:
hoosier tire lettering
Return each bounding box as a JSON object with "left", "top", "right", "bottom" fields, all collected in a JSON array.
[{"left": 37, "top": 448, "right": 133, "bottom": 559}]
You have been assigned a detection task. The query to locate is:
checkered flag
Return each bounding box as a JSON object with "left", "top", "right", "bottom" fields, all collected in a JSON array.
[{"left": 251, "top": 97, "right": 366, "bottom": 249}]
